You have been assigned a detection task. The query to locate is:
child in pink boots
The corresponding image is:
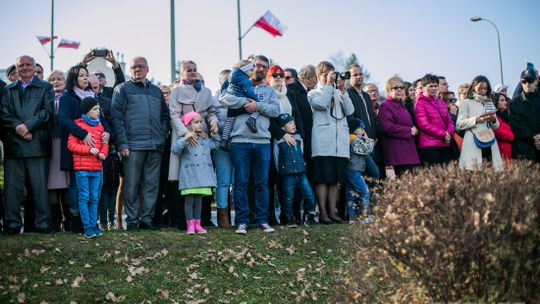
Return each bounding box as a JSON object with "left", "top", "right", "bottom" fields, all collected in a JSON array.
[{"left": 171, "top": 112, "right": 219, "bottom": 235}]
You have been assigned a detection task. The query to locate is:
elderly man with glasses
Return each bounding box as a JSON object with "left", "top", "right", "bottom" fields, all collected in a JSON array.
[{"left": 111, "top": 56, "right": 170, "bottom": 231}]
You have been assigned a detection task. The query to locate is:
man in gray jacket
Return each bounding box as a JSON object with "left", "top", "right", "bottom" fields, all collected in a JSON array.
[
  {"left": 219, "top": 55, "right": 280, "bottom": 234},
  {"left": 111, "top": 56, "right": 170, "bottom": 231},
  {"left": 1, "top": 55, "right": 54, "bottom": 235}
]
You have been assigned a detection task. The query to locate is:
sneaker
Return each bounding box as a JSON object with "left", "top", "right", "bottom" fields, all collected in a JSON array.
[
  {"left": 235, "top": 224, "right": 248, "bottom": 234},
  {"left": 126, "top": 223, "right": 138, "bottom": 231},
  {"left": 245, "top": 117, "right": 258, "bottom": 133},
  {"left": 287, "top": 216, "right": 298, "bottom": 228},
  {"left": 348, "top": 216, "right": 362, "bottom": 224},
  {"left": 363, "top": 215, "right": 375, "bottom": 224},
  {"left": 83, "top": 229, "right": 97, "bottom": 239},
  {"left": 94, "top": 227, "right": 103, "bottom": 237},
  {"left": 259, "top": 223, "right": 275, "bottom": 233},
  {"left": 304, "top": 213, "right": 317, "bottom": 227}
]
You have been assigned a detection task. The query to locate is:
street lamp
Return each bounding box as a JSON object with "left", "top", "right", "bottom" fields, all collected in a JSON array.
[{"left": 470, "top": 16, "right": 504, "bottom": 84}]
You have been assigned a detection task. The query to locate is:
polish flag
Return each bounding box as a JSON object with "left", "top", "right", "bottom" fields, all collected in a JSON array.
[
  {"left": 57, "top": 39, "right": 81, "bottom": 49},
  {"left": 254, "top": 11, "right": 287, "bottom": 37},
  {"left": 36, "top": 35, "right": 57, "bottom": 45}
]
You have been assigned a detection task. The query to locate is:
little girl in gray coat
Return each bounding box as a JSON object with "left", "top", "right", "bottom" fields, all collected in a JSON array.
[{"left": 171, "top": 111, "right": 219, "bottom": 235}]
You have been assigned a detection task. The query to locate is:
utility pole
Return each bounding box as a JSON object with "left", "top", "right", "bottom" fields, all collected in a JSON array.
[{"left": 50, "top": 0, "right": 55, "bottom": 71}]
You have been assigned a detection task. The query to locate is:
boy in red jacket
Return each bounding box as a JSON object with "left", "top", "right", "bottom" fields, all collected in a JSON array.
[{"left": 68, "top": 97, "right": 108, "bottom": 238}]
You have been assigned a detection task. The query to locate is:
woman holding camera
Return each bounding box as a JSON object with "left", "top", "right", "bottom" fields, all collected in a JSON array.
[
  {"left": 308, "top": 61, "right": 354, "bottom": 224},
  {"left": 456, "top": 75, "right": 503, "bottom": 171}
]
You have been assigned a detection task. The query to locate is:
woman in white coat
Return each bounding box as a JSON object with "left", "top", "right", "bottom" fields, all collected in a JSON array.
[
  {"left": 308, "top": 61, "right": 354, "bottom": 224},
  {"left": 456, "top": 75, "right": 503, "bottom": 171}
]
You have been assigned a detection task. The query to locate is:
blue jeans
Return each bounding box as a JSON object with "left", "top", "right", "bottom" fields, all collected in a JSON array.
[
  {"left": 363, "top": 154, "right": 380, "bottom": 189},
  {"left": 99, "top": 187, "right": 117, "bottom": 226},
  {"left": 231, "top": 143, "right": 270, "bottom": 225},
  {"left": 212, "top": 149, "right": 233, "bottom": 209},
  {"left": 346, "top": 170, "right": 370, "bottom": 217},
  {"left": 281, "top": 173, "right": 315, "bottom": 217},
  {"left": 75, "top": 170, "right": 102, "bottom": 231}
]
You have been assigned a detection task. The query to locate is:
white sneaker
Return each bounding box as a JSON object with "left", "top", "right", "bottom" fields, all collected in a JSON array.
[
  {"left": 363, "top": 215, "right": 375, "bottom": 224},
  {"left": 235, "top": 224, "right": 248, "bottom": 234},
  {"left": 259, "top": 223, "right": 275, "bottom": 233}
]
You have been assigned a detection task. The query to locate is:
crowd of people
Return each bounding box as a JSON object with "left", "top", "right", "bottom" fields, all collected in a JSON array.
[{"left": 1, "top": 50, "right": 539, "bottom": 238}]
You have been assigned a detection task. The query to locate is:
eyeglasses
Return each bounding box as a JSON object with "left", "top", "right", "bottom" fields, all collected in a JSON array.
[
  {"left": 130, "top": 65, "right": 147, "bottom": 70},
  {"left": 521, "top": 78, "right": 536, "bottom": 84},
  {"left": 272, "top": 73, "right": 285, "bottom": 78},
  {"left": 285, "top": 76, "right": 292, "bottom": 80},
  {"left": 391, "top": 86, "right": 405, "bottom": 91}
]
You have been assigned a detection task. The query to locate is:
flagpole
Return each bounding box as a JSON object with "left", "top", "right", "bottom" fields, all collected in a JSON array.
[
  {"left": 50, "top": 0, "right": 54, "bottom": 71},
  {"left": 170, "top": 0, "right": 176, "bottom": 83},
  {"left": 237, "top": 0, "right": 242, "bottom": 60}
]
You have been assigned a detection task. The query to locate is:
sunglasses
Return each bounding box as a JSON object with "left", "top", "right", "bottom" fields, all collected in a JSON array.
[
  {"left": 521, "top": 78, "right": 536, "bottom": 84},
  {"left": 272, "top": 73, "right": 285, "bottom": 78},
  {"left": 285, "top": 76, "right": 292, "bottom": 80},
  {"left": 391, "top": 86, "right": 405, "bottom": 91}
]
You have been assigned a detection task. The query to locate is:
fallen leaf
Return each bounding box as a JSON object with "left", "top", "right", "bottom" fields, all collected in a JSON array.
[
  {"left": 105, "top": 291, "right": 117, "bottom": 302},
  {"left": 286, "top": 245, "right": 296, "bottom": 255},
  {"left": 158, "top": 289, "right": 170, "bottom": 299},
  {"left": 17, "top": 292, "right": 26, "bottom": 303},
  {"left": 71, "top": 274, "right": 85, "bottom": 288},
  {"left": 125, "top": 276, "right": 133, "bottom": 283},
  {"left": 84, "top": 264, "right": 91, "bottom": 268}
]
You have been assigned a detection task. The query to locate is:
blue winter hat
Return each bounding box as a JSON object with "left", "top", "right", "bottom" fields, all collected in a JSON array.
[{"left": 348, "top": 118, "right": 365, "bottom": 133}]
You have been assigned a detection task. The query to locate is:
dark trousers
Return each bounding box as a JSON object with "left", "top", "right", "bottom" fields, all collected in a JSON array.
[
  {"left": 122, "top": 150, "right": 162, "bottom": 225},
  {"left": 4, "top": 157, "right": 51, "bottom": 230},
  {"left": 419, "top": 146, "right": 451, "bottom": 167}
]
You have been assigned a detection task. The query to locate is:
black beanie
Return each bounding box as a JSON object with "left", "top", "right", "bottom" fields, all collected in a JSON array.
[
  {"left": 80, "top": 97, "right": 99, "bottom": 114},
  {"left": 277, "top": 113, "right": 294, "bottom": 127}
]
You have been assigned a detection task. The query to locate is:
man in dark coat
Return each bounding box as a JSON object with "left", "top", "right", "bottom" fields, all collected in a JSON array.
[
  {"left": 510, "top": 68, "right": 540, "bottom": 162},
  {"left": 111, "top": 56, "right": 170, "bottom": 231},
  {"left": 0, "top": 78, "right": 5, "bottom": 233},
  {"left": 1, "top": 55, "right": 54, "bottom": 235}
]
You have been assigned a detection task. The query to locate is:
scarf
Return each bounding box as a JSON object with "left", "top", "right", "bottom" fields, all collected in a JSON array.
[
  {"left": 182, "top": 79, "right": 202, "bottom": 92},
  {"left": 473, "top": 93, "right": 489, "bottom": 104},
  {"left": 274, "top": 85, "right": 292, "bottom": 114},
  {"left": 74, "top": 86, "right": 95, "bottom": 100},
  {"left": 82, "top": 114, "right": 100, "bottom": 126}
]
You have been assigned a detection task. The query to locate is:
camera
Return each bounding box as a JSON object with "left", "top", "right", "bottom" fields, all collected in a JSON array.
[
  {"left": 93, "top": 48, "right": 108, "bottom": 57},
  {"left": 333, "top": 71, "right": 351, "bottom": 80}
]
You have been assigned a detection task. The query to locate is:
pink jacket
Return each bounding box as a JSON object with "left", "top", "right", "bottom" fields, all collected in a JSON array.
[{"left": 414, "top": 92, "right": 455, "bottom": 149}]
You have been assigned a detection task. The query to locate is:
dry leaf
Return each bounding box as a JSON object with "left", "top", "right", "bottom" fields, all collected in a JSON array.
[
  {"left": 105, "top": 291, "right": 117, "bottom": 302},
  {"left": 71, "top": 274, "right": 85, "bottom": 288},
  {"left": 158, "top": 289, "right": 170, "bottom": 299},
  {"left": 84, "top": 264, "right": 91, "bottom": 268},
  {"left": 17, "top": 292, "right": 26, "bottom": 303},
  {"left": 125, "top": 276, "right": 133, "bottom": 283}
]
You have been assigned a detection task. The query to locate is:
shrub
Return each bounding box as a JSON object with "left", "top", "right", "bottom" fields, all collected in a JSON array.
[{"left": 344, "top": 161, "right": 540, "bottom": 303}]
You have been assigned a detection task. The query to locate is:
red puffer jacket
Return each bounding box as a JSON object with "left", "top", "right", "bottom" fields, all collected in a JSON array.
[
  {"left": 414, "top": 92, "right": 455, "bottom": 149},
  {"left": 68, "top": 118, "right": 109, "bottom": 171},
  {"left": 494, "top": 114, "right": 513, "bottom": 160}
]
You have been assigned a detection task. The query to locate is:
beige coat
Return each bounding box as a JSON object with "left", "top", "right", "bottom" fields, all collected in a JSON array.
[
  {"left": 456, "top": 98, "right": 503, "bottom": 171},
  {"left": 168, "top": 83, "right": 218, "bottom": 181}
]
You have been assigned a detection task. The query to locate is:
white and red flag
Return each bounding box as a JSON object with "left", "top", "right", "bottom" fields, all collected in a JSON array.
[
  {"left": 57, "top": 39, "right": 81, "bottom": 49},
  {"left": 254, "top": 10, "right": 287, "bottom": 37},
  {"left": 36, "top": 35, "right": 57, "bottom": 45}
]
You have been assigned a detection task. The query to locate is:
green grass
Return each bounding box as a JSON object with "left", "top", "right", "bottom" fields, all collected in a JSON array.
[{"left": 0, "top": 225, "right": 354, "bottom": 303}]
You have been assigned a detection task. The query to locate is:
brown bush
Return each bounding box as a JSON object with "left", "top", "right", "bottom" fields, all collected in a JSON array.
[{"left": 343, "top": 161, "right": 540, "bottom": 303}]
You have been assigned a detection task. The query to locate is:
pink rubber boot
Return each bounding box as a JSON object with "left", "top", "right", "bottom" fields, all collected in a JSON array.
[
  {"left": 186, "top": 220, "right": 195, "bottom": 235},
  {"left": 194, "top": 219, "right": 207, "bottom": 234}
]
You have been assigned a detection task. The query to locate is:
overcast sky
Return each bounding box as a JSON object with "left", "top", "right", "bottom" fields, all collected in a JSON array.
[{"left": 2, "top": 0, "right": 539, "bottom": 95}]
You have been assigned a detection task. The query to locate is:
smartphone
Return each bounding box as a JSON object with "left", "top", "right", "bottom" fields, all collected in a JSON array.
[
  {"left": 93, "top": 48, "right": 108, "bottom": 57},
  {"left": 481, "top": 111, "right": 497, "bottom": 117},
  {"left": 527, "top": 62, "right": 534, "bottom": 71}
]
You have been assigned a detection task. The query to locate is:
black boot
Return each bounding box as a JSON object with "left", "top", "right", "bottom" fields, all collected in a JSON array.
[
  {"left": 70, "top": 215, "right": 83, "bottom": 234},
  {"left": 50, "top": 204, "right": 62, "bottom": 232}
]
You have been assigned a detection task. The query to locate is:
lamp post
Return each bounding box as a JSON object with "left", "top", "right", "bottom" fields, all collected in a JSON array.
[{"left": 470, "top": 16, "right": 504, "bottom": 84}]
